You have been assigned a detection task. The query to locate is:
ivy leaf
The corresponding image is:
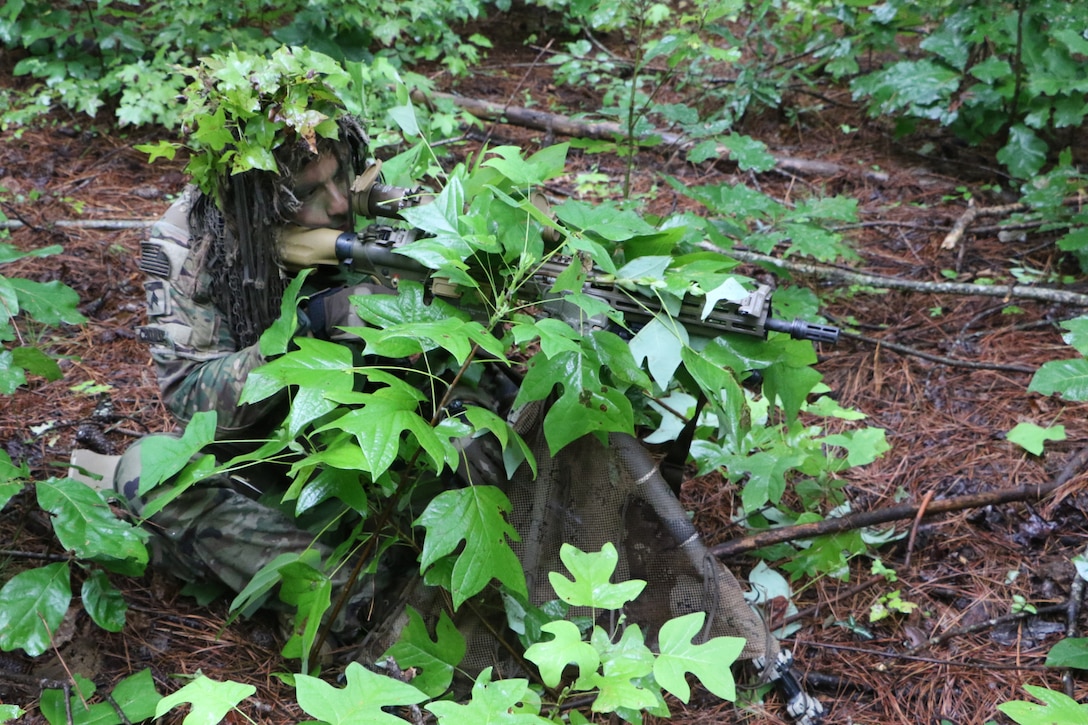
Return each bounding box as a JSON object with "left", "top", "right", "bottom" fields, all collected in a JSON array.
[
  {"left": 481, "top": 143, "right": 570, "bottom": 185},
  {"left": 81, "top": 569, "right": 128, "bottom": 632},
  {"left": 1007, "top": 421, "right": 1066, "bottom": 455},
  {"left": 581, "top": 625, "right": 657, "bottom": 713},
  {"left": 154, "top": 674, "right": 256, "bottom": 724},
  {"left": 548, "top": 543, "right": 645, "bottom": 610},
  {"left": 654, "top": 612, "right": 744, "bottom": 702},
  {"left": 997, "top": 124, "right": 1049, "bottom": 179},
  {"left": 524, "top": 619, "right": 600, "bottom": 688},
  {"left": 241, "top": 337, "right": 355, "bottom": 405},
  {"left": 426, "top": 668, "right": 550, "bottom": 725},
  {"left": 297, "top": 661, "right": 426, "bottom": 725},
  {"left": 137, "top": 411, "right": 218, "bottom": 494},
  {"left": 36, "top": 478, "right": 149, "bottom": 575},
  {"left": 415, "top": 486, "right": 527, "bottom": 608},
  {"left": 516, "top": 347, "right": 634, "bottom": 454},
  {"left": 1029, "top": 358, "right": 1088, "bottom": 401},
  {"left": 0, "top": 562, "right": 71, "bottom": 656},
  {"left": 259, "top": 268, "right": 310, "bottom": 358},
  {"left": 316, "top": 390, "right": 445, "bottom": 479},
  {"left": 997, "top": 684, "right": 1088, "bottom": 725},
  {"left": 630, "top": 314, "right": 687, "bottom": 389},
  {"left": 382, "top": 607, "right": 466, "bottom": 697}
]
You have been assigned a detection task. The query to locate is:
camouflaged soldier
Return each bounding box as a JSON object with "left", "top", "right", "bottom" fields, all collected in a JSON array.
[{"left": 113, "top": 113, "right": 431, "bottom": 641}]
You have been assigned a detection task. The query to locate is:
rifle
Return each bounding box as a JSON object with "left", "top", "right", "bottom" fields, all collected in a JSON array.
[{"left": 277, "top": 181, "right": 839, "bottom": 346}]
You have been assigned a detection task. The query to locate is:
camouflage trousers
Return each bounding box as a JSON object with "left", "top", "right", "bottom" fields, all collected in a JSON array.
[{"left": 114, "top": 434, "right": 391, "bottom": 641}]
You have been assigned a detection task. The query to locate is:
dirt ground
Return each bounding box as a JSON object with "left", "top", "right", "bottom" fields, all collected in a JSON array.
[{"left": 3, "top": 23, "right": 1088, "bottom": 725}]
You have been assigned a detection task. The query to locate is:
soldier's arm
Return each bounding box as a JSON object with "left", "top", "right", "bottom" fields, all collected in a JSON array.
[{"left": 138, "top": 189, "right": 287, "bottom": 437}]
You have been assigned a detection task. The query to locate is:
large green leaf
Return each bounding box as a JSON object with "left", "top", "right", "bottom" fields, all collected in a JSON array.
[
  {"left": 7, "top": 277, "right": 86, "bottom": 326},
  {"left": 154, "top": 674, "right": 255, "bottom": 724},
  {"left": 36, "top": 478, "right": 148, "bottom": 574},
  {"left": 240, "top": 337, "right": 355, "bottom": 405},
  {"left": 523, "top": 619, "right": 600, "bottom": 688},
  {"left": 997, "top": 124, "right": 1049, "bottom": 179},
  {"left": 426, "top": 668, "right": 550, "bottom": 725},
  {"left": 1029, "top": 358, "right": 1088, "bottom": 401},
  {"left": 998, "top": 684, "right": 1088, "bottom": 725},
  {"left": 81, "top": 569, "right": 128, "bottom": 632},
  {"left": 1047, "top": 637, "right": 1088, "bottom": 670},
  {"left": 548, "top": 543, "right": 645, "bottom": 610},
  {"left": 382, "top": 607, "right": 465, "bottom": 697},
  {"left": 654, "top": 612, "right": 744, "bottom": 702},
  {"left": 315, "top": 389, "right": 446, "bottom": 479},
  {"left": 582, "top": 625, "right": 658, "bottom": 713},
  {"left": 0, "top": 562, "right": 71, "bottom": 656},
  {"left": 296, "top": 662, "right": 426, "bottom": 725},
  {"left": 415, "top": 486, "right": 526, "bottom": 608},
  {"left": 137, "top": 410, "right": 218, "bottom": 494}
]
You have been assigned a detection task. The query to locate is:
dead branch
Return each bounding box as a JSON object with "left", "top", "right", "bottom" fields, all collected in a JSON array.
[
  {"left": 414, "top": 90, "right": 890, "bottom": 183},
  {"left": 1, "top": 219, "right": 155, "bottom": 230},
  {"left": 711, "top": 447, "right": 1088, "bottom": 559},
  {"left": 941, "top": 198, "right": 1083, "bottom": 250},
  {"left": 719, "top": 247, "right": 1088, "bottom": 308},
  {"left": 842, "top": 330, "right": 1036, "bottom": 374},
  {"left": 907, "top": 603, "right": 1065, "bottom": 655}
]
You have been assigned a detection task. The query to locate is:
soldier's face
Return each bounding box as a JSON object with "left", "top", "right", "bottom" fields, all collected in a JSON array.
[{"left": 291, "top": 152, "right": 353, "bottom": 230}]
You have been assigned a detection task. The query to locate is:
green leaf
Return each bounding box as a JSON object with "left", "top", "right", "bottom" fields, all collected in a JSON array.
[
  {"left": 259, "top": 268, "right": 310, "bottom": 357},
  {"left": 40, "top": 674, "right": 98, "bottom": 725},
  {"left": 0, "top": 562, "right": 71, "bottom": 656},
  {"left": 516, "top": 346, "right": 635, "bottom": 454},
  {"left": 241, "top": 337, "right": 355, "bottom": 404},
  {"left": 1047, "top": 638, "right": 1088, "bottom": 670},
  {"left": 426, "top": 668, "right": 550, "bottom": 725},
  {"left": 36, "top": 478, "right": 148, "bottom": 574},
  {"left": 1029, "top": 358, "right": 1088, "bottom": 401},
  {"left": 997, "top": 124, "right": 1049, "bottom": 179},
  {"left": 0, "top": 350, "right": 27, "bottom": 394},
  {"left": 581, "top": 625, "right": 658, "bottom": 713},
  {"left": 998, "top": 684, "right": 1088, "bottom": 725},
  {"left": 137, "top": 411, "right": 218, "bottom": 494},
  {"left": 7, "top": 277, "right": 86, "bottom": 326},
  {"left": 154, "top": 674, "right": 256, "bottom": 724},
  {"left": 481, "top": 143, "right": 570, "bottom": 185},
  {"left": 382, "top": 607, "right": 466, "bottom": 697},
  {"left": 629, "top": 313, "right": 687, "bottom": 389},
  {"left": 1007, "top": 421, "right": 1066, "bottom": 455},
  {"left": 11, "top": 346, "right": 62, "bottom": 381},
  {"left": 654, "top": 612, "right": 744, "bottom": 702},
  {"left": 1059, "top": 317, "right": 1088, "bottom": 356},
  {"left": 316, "top": 390, "right": 444, "bottom": 479},
  {"left": 296, "top": 662, "right": 426, "bottom": 725},
  {"left": 524, "top": 619, "right": 600, "bottom": 688},
  {"left": 415, "top": 486, "right": 527, "bottom": 608},
  {"left": 0, "top": 243, "right": 64, "bottom": 265},
  {"left": 107, "top": 669, "right": 162, "bottom": 722},
  {"left": 81, "top": 569, "right": 127, "bottom": 632},
  {"left": 548, "top": 543, "right": 645, "bottom": 610}
]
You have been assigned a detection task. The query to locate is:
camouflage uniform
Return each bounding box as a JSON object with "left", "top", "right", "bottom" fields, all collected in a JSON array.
[{"left": 115, "top": 188, "right": 385, "bottom": 639}]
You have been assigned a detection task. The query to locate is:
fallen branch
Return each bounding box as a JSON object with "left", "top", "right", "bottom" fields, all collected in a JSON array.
[
  {"left": 719, "top": 246, "right": 1088, "bottom": 308},
  {"left": 941, "top": 198, "right": 1083, "bottom": 251},
  {"left": 414, "top": 90, "right": 890, "bottom": 183},
  {"left": 907, "top": 603, "right": 1066, "bottom": 655},
  {"left": 842, "top": 330, "right": 1036, "bottom": 374},
  {"left": 711, "top": 447, "right": 1088, "bottom": 559},
  {"left": 1, "top": 219, "right": 155, "bottom": 231}
]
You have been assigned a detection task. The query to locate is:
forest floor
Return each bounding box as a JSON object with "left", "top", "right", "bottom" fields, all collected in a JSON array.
[{"left": 3, "top": 19, "right": 1088, "bottom": 725}]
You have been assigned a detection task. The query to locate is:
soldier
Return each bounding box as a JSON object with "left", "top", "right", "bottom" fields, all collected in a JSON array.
[{"left": 116, "top": 47, "right": 822, "bottom": 724}]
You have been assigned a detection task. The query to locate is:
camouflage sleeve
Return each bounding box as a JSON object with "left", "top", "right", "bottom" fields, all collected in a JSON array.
[{"left": 137, "top": 188, "right": 286, "bottom": 436}]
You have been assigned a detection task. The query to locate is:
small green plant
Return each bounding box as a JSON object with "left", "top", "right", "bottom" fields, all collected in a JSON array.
[
  {"left": 0, "top": 242, "right": 85, "bottom": 393},
  {"left": 998, "top": 685, "right": 1088, "bottom": 725}
]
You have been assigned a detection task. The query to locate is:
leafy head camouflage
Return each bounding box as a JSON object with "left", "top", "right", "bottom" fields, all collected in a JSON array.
[{"left": 174, "top": 47, "right": 371, "bottom": 347}]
